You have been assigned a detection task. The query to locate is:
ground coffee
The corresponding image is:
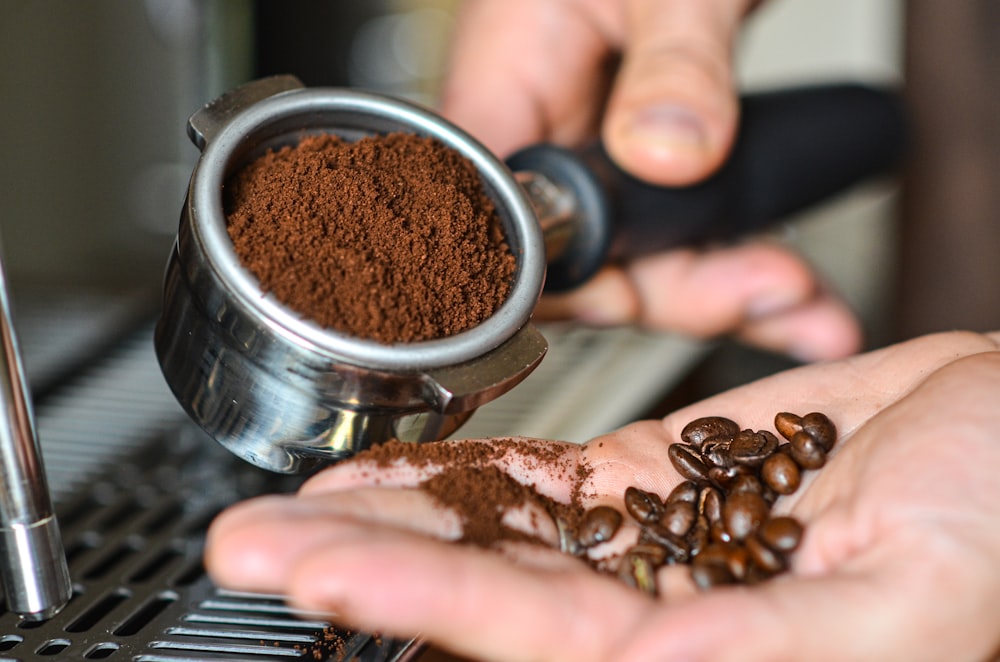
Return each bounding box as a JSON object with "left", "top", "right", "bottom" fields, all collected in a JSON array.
[
  {"left": 225, "top": 132, "right": 516, "bottom": 343},
  {"left": 355, "top": 438, "right": 591, "bottom": 549}
]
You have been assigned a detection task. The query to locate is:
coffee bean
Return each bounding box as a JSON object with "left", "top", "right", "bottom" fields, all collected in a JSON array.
[
  {"left": 691, "top": 562, "right": 735, "bottom": 590},
  {"left": 665, "top": 480, "right": 699, "bottom": 505},
  {"left": 640, "top": 522, "right": 690, "bottom": 563},
  {"left": 774, "top": 412, "right": 803, "bottom": 441},
  {"left": 758, "top": 516, "right": 803, "bottom": 554},
  {"left": 698, "top": 485, "right": 724, "bottom": 524},
  {"left": 624, "top": 486, "right": 664, "bottom": 524},
  {"left": 729, "top": 473, "right": 764, "bottom": 496},
  {"left": 690, "top": 547, "right": 737, "bottom": 590},
  {"left": 694, "top": 542, "right": 731, "bottom": 566},
  {"left": 726, "top": 544, "right": 751, "bottom": 581},
  {"left": 789, "top": 429, "right": 827, "bottom": 470},
  {"left": 707, "top": 465, "right": 737, "bottom": 491},
  {"left": 761, "top": 451, "right": 801, "bottom": 495},
  {"left": 730, "top": 429, "right": 779, "bottom": 467},
  {"left": 709, "top": 519, "right": 732, "bottom": 544},
  {"left": 802, "top": 412, "right": 837, "bottom": 451},
  {"left": 746, "top": 533, "right": 787, "bottom": 574},
  {"left": 668, "top": 443, "right": 711, "bottom": 483},
  {"left": 577, "top": 506, "right": 622, "bottom": 548},
  {"left": 662, "top": 499, "right": 696, "bottom": 538},
  {"left": 628, "top": 542, "right": 669, "bottom": 567},
  {"left": 686, "top": 515, "right": 710, "bottom": 557},
  {"left": 555, "top": 517, "right": 584, "bottom": 556},
  {"left": 681, "top": 416, "right": 739, "bottom": 449},
  {"left": 722, "top": 491, "right": 769, "bottom": 541},
  {"left": 618, "top": 548, "right": 659, "bottom": 595},
  {"left": 700, "top": 438, "right": 733, "bottom": 469}
]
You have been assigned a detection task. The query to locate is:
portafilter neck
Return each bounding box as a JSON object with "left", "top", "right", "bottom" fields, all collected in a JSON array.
[{"left": 0, "top": 254, "right": 71, "bottom": 620}]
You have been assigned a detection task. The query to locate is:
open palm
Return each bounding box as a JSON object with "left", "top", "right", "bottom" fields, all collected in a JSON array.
[{"left": 207, "top": 330, "right": 1000, "bottom": 662}]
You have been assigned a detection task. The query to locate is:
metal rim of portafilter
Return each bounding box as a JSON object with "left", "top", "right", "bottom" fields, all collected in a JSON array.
[{"left": 156, "top": 75, "right": 906, "bottom": 474}]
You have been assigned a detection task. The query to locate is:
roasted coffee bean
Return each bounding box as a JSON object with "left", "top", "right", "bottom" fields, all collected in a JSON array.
[
  {"left": 693, "top": 542, "right": 731, "bottom": 565},
  {"left": 729, "top": 473, "right": 764, "bottom": 496},
  {"left": 758, "top": 516, "right": 804, "bottom": 554},
  {"left": 746, "top": 533, "right": 787, "bottom": 574},
  {"left": 761, "top": 451, "right": 801, "bottom": 495},
  {"left": 662, "top": 499, "right": 696, "bottom": 538},
  {"left": 722, "top": 491, "right": 770, "bottom": 541},
  {"left": 555, "top": 518, "right": 584, "bottom": 556},
  {"left": 624, "top": 486, "right": 664, "bottom": 524},
  {"left": 668, "top": 443, "right": 711, "bottom": 483},
  {"left": 700, "top": 438, "right": 733, "bottom": 469},
  {"left": 707, "top": 465, "right": 737, "bottom": 491},
  {"left": 725, "top": 544, "right": 751, "bottom": 581},
  {"left": 802, "top": 412, "right": 837, "bottom": 451},
  {"left": 789, "top": 429, "right": 827, "bottom": 470},
  {"left": 686, "top": 515, "right": 710, "bottom": 558},
  {"left": 618, "top": 548, "right": 659, "bottom": 595},
  {"left": 666, "top": 480, "right": 699, "bottom": 505},
  {"left": 681, "top": 416, "right": 739, "bottom": 449},
  {"left": 698, "top": 485, "right": 724, "bottom": 524},
  {"left": 640, "top": 522, "right": 690, "bottom": 562},
  {"left": 709, "top": 519, "right": 732, "bottom": 544},
  {"left": 629, "top": 542, "right": 669, "bottom": 566},
  {"left": 730, "top": 429, "right": 779, "bottom": 467},
  {"left": 577, "top": 506, "right": 622, "bottom": 548},
  {"left": 690, "top": 561, "right": 736, "bottom": 590},
  {"left": 774, "top": 412, "right": 804, "bottom": 441},
  {"left": 690, "top": 548, "right": 737, "bottom": 590}
]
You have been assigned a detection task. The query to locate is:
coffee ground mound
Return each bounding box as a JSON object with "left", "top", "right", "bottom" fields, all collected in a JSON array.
[
  {"left": 225, "top": 132, "right": 516, "bottom": 343},
  {"left": 351, "top": 438, "right": 592, "bottom": 549}
]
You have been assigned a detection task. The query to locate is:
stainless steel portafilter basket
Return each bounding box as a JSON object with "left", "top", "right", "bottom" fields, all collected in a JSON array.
[
  {"left": 156, "top": 75, "right": 905, "bottom": 474},
  {"left": 155, "top": 76, "right": 548, "bottom": 474}
]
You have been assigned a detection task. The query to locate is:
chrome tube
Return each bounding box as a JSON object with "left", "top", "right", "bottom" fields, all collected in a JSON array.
[{"left": 0, "top": 255, "right": 71, "bottom": 620}]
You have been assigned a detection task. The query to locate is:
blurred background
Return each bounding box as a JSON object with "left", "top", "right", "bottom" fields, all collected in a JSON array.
[
  {"left": 0, "top": 0, "right": 996, "bottom": 399},
  {"left": 0, "top": 2, "right": 997, "bottom": 659}
]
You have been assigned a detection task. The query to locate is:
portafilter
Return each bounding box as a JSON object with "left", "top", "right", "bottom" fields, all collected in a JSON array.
[{"left": 155, "top": 75, "right": 904, "bottom": 474}]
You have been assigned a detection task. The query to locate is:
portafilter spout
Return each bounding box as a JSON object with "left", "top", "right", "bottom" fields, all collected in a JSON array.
[
  {"left": 155, "top": 76, "right": 904, "bottom": 475},
  {"left": 0, "top": 253, "right": 72, "bottom": 620}
]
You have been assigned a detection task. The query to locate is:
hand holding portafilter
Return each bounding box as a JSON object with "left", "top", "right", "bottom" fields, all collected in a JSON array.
[{"left": 155, "top": 76, "right": 904, "bottom": 474}]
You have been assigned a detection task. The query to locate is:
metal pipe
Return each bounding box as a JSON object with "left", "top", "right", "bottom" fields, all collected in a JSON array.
[{"left": 0, "top": 254, "right": 71, "bottom": 620}]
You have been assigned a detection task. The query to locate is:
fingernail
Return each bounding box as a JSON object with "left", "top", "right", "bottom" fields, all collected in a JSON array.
[{"left": 627, "top": 104, "right": 708, "bottom": 153}]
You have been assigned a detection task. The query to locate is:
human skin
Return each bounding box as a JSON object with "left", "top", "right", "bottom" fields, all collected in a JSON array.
[
  {"left": 438, "top": 0, "right": 862, "bottom": 362},
  {"left": 207, "top": 330, "right": 1000, "bottom": 662}
]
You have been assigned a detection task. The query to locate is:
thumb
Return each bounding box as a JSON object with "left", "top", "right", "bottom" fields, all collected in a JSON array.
[{"left": 603, "top": 0, "right": 754, "bottom": 186}]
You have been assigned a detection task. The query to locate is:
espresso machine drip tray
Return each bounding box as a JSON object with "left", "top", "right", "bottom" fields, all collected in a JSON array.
[{"left": 0, "top": 315, "right": 417, "bottom": 660}]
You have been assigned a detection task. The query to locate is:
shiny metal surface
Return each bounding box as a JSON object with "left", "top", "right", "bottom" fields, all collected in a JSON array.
[
  {"left": 0, "top": 257, "right": 71, "bottom": 620},
  {"left": 155, "top": 76, "right": 548, "bottom": 473}
]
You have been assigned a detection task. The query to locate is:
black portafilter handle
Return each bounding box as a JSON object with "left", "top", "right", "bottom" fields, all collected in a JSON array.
[{"left": 505, "top": 83, "right": 907, "bottom": 292}]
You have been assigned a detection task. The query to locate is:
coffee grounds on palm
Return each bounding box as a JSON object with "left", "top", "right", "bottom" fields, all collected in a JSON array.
[
  {"left": 352, "top": 438, "right": 593, "bottom": 549},
  {"left": 224, "top": 132, "right": 516, "bottom": 343}
]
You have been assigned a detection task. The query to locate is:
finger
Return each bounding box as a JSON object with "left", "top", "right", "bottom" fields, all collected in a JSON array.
[
  {"left": 734, "top": 287, "right": 863, "bottom": 363},
  {"left": 536, "top": 242, "right": 862, "bottom": 361},
  {"left": 603, "top": 0, "right": 755, "bottom": 184},
  {"left": 439, "top": 0, "right": 613, "bottom": 157},
  {"left": 661, "top": 330, "right": 1000, "bottom": 438},
  {"left": 284, "top": 525, "right": 649, "bottom": 662},
  {"left": 205, "top": 490, "right": 462, "bottom": 592}
]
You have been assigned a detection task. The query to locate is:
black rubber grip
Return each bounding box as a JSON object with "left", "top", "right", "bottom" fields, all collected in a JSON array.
[{"left": 507, "top": 83, "right": 907, "bottom": 292}]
